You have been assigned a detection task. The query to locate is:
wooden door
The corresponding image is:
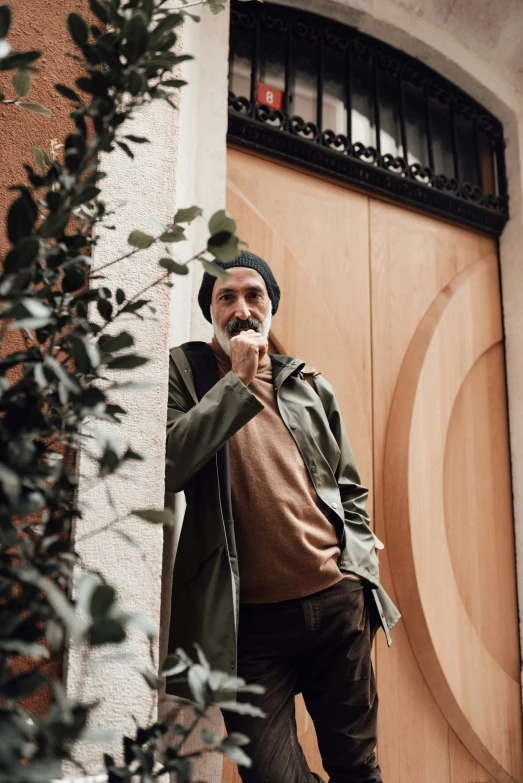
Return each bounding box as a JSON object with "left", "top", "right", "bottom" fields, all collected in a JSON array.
[{"left": 224, "top": 146, "right": 522, "bottom": 783}]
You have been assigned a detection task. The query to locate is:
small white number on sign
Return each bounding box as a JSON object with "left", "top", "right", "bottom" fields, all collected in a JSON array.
[{"left": 266, "top": 90, "right": 274, "bottom": 104}]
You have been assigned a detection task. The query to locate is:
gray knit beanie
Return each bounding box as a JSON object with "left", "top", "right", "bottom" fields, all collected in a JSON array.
[{"left": 198, "top": 250, "right": 281, "bottom": 324}]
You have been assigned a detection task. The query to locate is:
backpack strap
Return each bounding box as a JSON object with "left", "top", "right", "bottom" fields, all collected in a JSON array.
[
  {"left": 180, "top": 341, "right": 220, "bottom": 399},
  {"left": 178, "top": 342, "right": 234, "bottom": 535}
]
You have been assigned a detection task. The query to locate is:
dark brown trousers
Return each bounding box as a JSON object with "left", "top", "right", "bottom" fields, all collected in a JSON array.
[{"left": 223, "top": 578, "right": 383, "bottom": 783}]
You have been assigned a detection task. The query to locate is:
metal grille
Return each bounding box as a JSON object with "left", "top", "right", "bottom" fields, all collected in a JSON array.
[{"left": 227, "top": 1, "right": 508, "bottom": 235}]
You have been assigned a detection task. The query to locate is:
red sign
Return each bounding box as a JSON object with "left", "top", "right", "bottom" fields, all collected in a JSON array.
[{"left": 256, "top": 82, "right": 284, "bottom": 111}]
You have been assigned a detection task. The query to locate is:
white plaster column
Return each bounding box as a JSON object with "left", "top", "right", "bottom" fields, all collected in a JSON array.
[{"left": 64, "top": 24, "right": 182, "bottom": 776}]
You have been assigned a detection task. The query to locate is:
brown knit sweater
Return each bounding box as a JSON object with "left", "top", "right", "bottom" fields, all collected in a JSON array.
[{"left": 211, "top": 338, "right": 348, "bottom": 604}]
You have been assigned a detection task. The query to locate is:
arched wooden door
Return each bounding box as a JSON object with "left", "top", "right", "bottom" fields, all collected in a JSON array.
[{"left": 223, "top": 146, "right": 522, "bottom": 783}]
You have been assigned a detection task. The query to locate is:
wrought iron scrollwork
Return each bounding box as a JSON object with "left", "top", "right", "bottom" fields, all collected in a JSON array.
[
  {"left": 228, "top": 0, "right": 508, "bottom": 234},
  {"left": 289, "top": 115, "right": 320, "bottom": 142},
  {"left": 352, "top": 38, "right": 373, "bottom": 62},
  {"left": 378, "top": 50, "right": 400, "bottom": 75},
  {"left": 256, "top": 103, "right": 285, "bottom": 128},
  {"left": 230, "top": 6, "right": 255, "bottom": 30},
  {"left": 434, "top": 174, "right": 461, "bottom": 194},
  {"left": 324, "top": 27, "right": 348, "bottom": 52},
  {"left": 321, "top": 130, "right": 350, "bottom": 153},
  {"left": 294, "top": 21, "right": 319, "bottom": 43},
  {"left": 261, "top": 13, "right": 288, "bottom": 33},
  {"left": 381, "top": 154, "right": 409, "bottom": 176},
  {"left": 351, "top": 142, "right": 378, "bottom": 165},
  {"left": 410, "top": 163, "right": 434, "bottom": 186},
  {"left": 460, "top": 182, "right": 485, "bottom": 203},
  {"left": 228, "top": 91, "right": 251, "bottom": 115}
]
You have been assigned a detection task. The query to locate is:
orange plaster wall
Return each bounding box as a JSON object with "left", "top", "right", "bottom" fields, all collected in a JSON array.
[
  {"left": 0, "top": 0, "right": 90, "bottom": 254},
  {"left": 0, "top": 0, "right": 91, "bottom": 717}
]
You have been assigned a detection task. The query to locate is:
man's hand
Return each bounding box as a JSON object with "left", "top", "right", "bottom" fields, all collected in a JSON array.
[{"left": 230, "top": 329, "right": 268, "bottom": 386}]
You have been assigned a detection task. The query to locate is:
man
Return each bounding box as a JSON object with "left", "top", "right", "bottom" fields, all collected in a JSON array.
[{"left": 165, "top": 250, "right": 400, "bottom": 783}]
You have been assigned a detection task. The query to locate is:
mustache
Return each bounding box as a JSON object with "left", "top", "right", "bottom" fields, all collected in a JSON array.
[{"left": 225, "top": 317, "right": 262, "bottom": 337}]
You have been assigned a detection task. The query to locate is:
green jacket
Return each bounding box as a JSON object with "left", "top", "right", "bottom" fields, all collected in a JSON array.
[{"left": 165, "top": 342, "right": 400, "bottom": 697}]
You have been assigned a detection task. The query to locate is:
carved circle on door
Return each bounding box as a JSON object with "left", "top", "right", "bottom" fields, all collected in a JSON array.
[{"left": 383, "top": 257, "right": 522, "bottom": 783}]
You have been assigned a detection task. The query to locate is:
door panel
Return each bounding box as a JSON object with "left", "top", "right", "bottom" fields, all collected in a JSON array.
[
  {"left": 372, "top": 197, "right": 522, "bottom": 782},
  {"left": 224, "top": 147, "right": 522, "bottom": 783}
]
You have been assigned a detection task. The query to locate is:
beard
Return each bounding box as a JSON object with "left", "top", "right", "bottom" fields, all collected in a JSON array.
[{"left": 211, "top": 310, "right": 272, "bottom": 358}]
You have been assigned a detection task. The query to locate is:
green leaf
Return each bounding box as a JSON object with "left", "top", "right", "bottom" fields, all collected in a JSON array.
[
  {"left": 162, "top": 648, "right": 192, "bottom": 677},
  {"left": 106, "top": 354, "right": 148, "bottom": 370},
  {"left": 122, "top": 13, "right": 148, "bottom": 64},
  {"left": 62, "top": 268, "right": 86, "bottom": 293},
  {"left": 170, "top": 54, "right": 193, "bottom": 66},
  {"left": 12, "top": 69, "right": 31, "bottom": 97},
  {"left": 67, "top": 12, "right": 89, "bottom": 46},
  {"left": 7, "top": 191, "right": 37, "bottom": 243},
  {"left": 3, "top": 669, "right": 47, "bottom": 701},
  {"left": 142, "top": 669, "right": 163, "bottom": 690},
  {"left": 31, "top": 145, "right": 50, "bottom": 174},
  {"left": 150, "top": 12, "right": 184, "bottom": 44},
  {"left": 0, "top": 50, "right": 40, "bottom": 71},
  {"left": 208, "top": 232, "right": 240, "bottom": 263},
  {"left": 88, "top": 618, "right": 126, "bottom": 646},
  {"left": 160, "top": 226, "right": 185, "bottom": 243},
  {"left": 219, "top": 737, "right": 252, "bottom": 767},
  {"left": 174, "top": 205, "right": 203, "bottom": 224},
  {"left": 127, "top": 613, "right": 156, "bottom": 638},
  {"left": 16, "top": 101, "right": 52, "bottom": 117},
  {"left": 208, "top": 209, "right": 236, "bottom": 236},
  {"left": 128, "top": 229, "right": 154, "bottom": 249},
  {"left": 16, "top": 568, "right": 79, "bottom": 632},
  {"left": 70, "top": 185, "right": 101, "bottom": 207},
  {"left": 207, "top": 0, "right": 226, "bottom": 15},
  {"left": 8, "top": 297, "right": 52, "bottom": 329},
  {"left": 159, "top": 257, "right": 189, "bottom": 275},
  {"left": 171, "top": 724, "right": 190, "bottom": 737},
  {"left": 148, "top": 215, "right": 166, "bottom": 233},
  {"left": 88, "top": 0, "right": 110, "bottom": 24},
  {"left": 68, "top": 335, "right": 100, "bottom": 374},
  {"left": 0, "top": 5, "right": 11, "bottom": 38},
  {"left": 44, "top": 356, "right": 80, "bottom": 392},
  {"left": 187, "top": 664, "right": 210, "bottom": 705},
  {"left": 90, "top": 585, "right": 116, "bottom": 619},
  {"left": 132, "top": 508, "right": 176, "bottom": 526},
  {"left": 214, "top": 700, "right": 266, "bottom": 718},
  {"left": 162, "top": 79, "right": 187, "bottom": 89},
  {"left": 3, "top": 237, "right": 39, "bottom": 273},
  {"left": 127, "top": 67, "right": 146, "bottom": 96},
  {"left": 201, "top": 729, "right": 221, "bottom": 745},
  {"left": 81, "top": 726, "right": 119, "bottom": 745},
  {"left": 0, "top": 640, "right": 49, "bottom": 659},
  {"left": 201, "top": 259, "right": 229, "bottom": 282},
  {"left": 55, "top": 83, "right": 81, "bottom": 102}
]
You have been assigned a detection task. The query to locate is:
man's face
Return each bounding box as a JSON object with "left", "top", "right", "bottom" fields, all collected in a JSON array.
[{"left": 210, "top": 266, "right": 272, "bottom": 354}]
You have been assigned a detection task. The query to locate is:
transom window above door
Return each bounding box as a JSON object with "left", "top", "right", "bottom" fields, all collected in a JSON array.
[{"left": 227, "top": 0, "right": 508, "bottom": 235}]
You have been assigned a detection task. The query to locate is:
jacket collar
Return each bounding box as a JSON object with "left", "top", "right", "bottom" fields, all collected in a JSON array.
[{"left": 270, "top": 354, "right": 306, "bottom": 392}]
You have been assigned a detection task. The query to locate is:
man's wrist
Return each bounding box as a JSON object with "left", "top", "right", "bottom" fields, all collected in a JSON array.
[{"left": 232, "top": 369, "right": 250, "bottom": 387}]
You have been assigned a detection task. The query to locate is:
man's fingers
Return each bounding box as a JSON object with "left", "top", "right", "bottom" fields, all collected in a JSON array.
[{"left": 231, "top": 331, "right": 266, "bottom": 345}]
